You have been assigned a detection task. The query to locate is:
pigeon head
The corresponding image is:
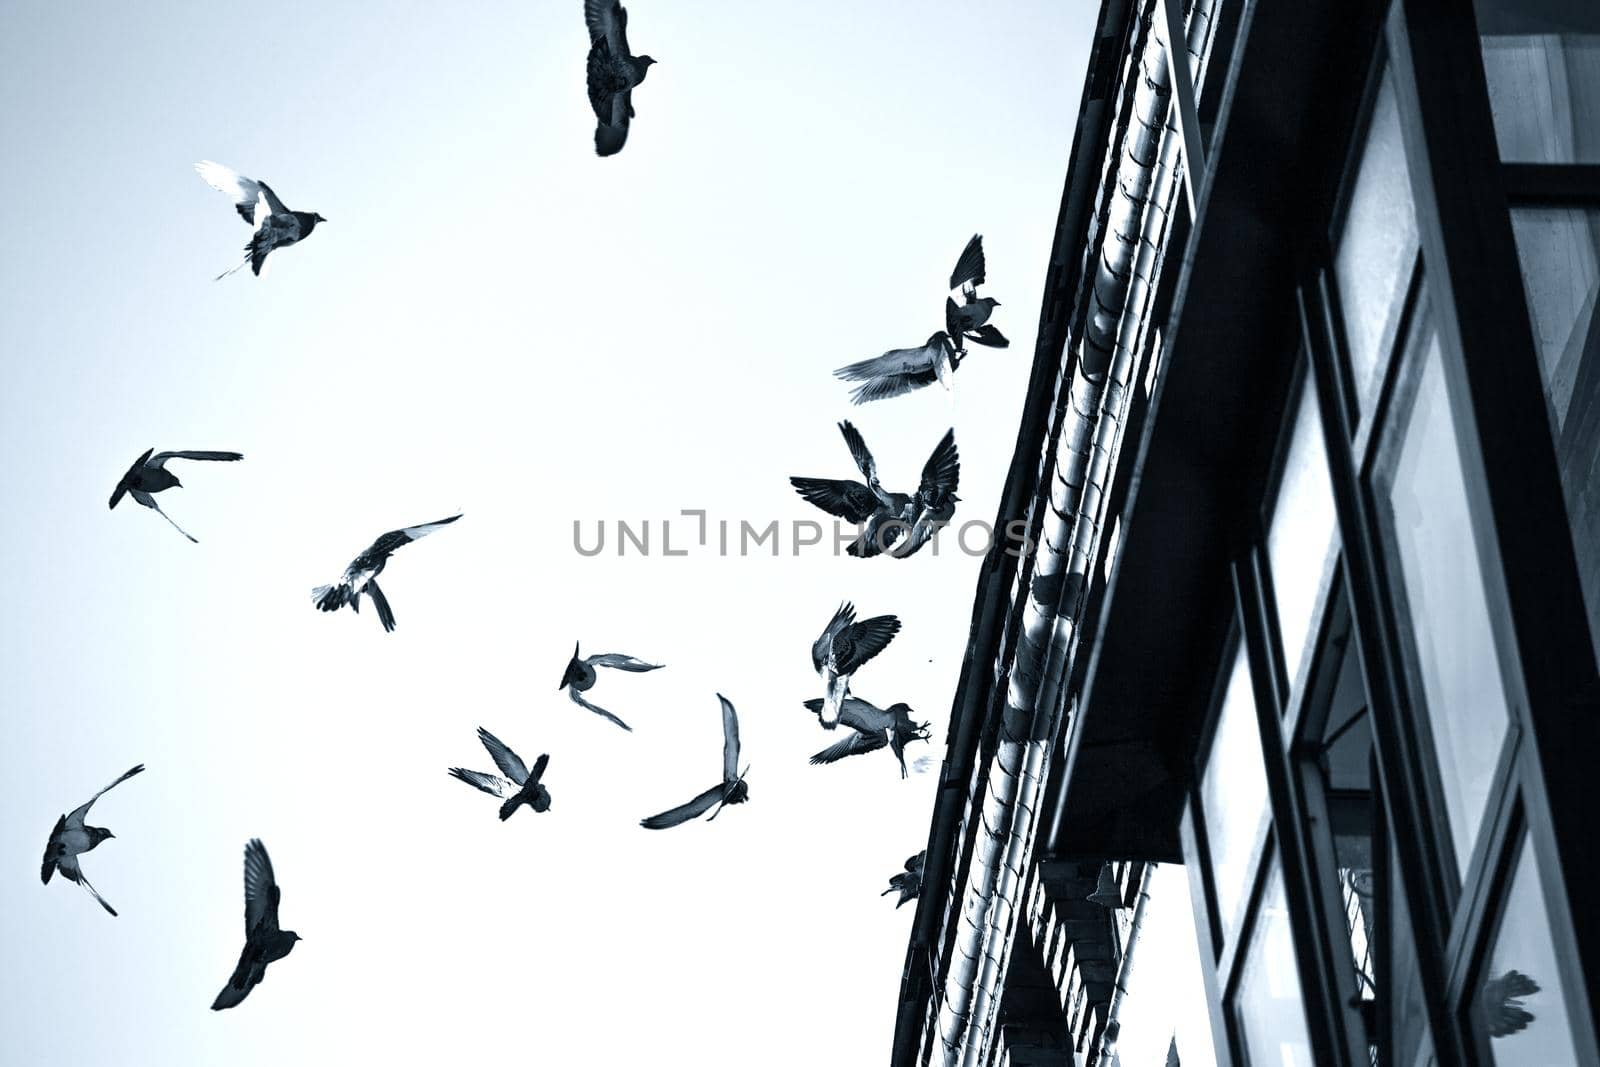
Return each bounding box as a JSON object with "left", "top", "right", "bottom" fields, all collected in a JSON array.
[
  {"left": 634, "top": 55, "right": 657, "bottom": 80},
  {"left": 90, "top": 827, "right": 115, "bottom": 844},
  {"left": 725, "top": 779, "right": 749, "bottom": 806},
  {"left": 980, "top": 297, "right": 1001, "bottom": 309},
  {"left": 532, "top": 786, "right": 552, "bottom": 813}
]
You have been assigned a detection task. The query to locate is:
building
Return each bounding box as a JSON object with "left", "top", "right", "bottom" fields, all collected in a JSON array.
[{"left": 892, "top": 1, "right": 1600, "bottom": 1064}]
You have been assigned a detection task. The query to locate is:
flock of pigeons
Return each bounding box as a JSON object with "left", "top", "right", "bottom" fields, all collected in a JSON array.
[{"left": 45, "top": 0, "right": 1016, "bottom": 1013}]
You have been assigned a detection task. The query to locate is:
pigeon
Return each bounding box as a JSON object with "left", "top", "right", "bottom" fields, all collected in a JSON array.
[
  {"left": 834, "top": 332, "right": 961, "bottom": 406},
  {"left": 802, "top": 697, "right": 930, "bottom": 778},
  {"left": 791, "top": 422, "right": 959, "bottom": 558},
  {"left": 558, "top": 643, "right": 663, "bottom": 732},
  {"left": 108, "top": 448, "right": 243, "bottom": 542},
  {"left": 311, "top": 514, "right": 461, "bottom": 633},
  {"left": 1481, "top": 969, "right": 1541, "bottom": 1038},
  {"left": 211, "top": 839, "right": 301, "bottom": 1011},
  {"left": 810, "top": 602, "right": 901, "bottom": 728},
  {"left": 448, "top": 728, "right": 552, "bottom": 820},
  {"left": 640, "top": 694, "right": 749, "bottom": 829},
  {"left": 41, "top": 763, "right": 145, "bottom": 917},
  {"left": 944, "top": 234, "right": 1009, "bottom": 352},
  {"left": 195, "top": 162, "right": 325, "bottom": 279},
  {"left": 585, "top": 0, "right": 656, "bottom": 156},
  {"left": 882, "top": 852, "right": 925, "bottom": 908}
]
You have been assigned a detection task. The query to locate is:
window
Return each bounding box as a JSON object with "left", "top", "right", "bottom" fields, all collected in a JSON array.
[
  {"left": 1234, "top": 858, "right": 1315, "bottom": 1067},
  {"left": 1508, "top": 205, "right": 1600, "bottom": 662},
  {"left": 1334, "top": 66, "right": 1420, "bottom": 418},
  {"left": 1201, "top": 643, "right": 1270, "bottom": 946},
  {"left": 1372, "top": 319, "right": 1513, "bottom": 879},
  {"left": 1265, "top": 374, "right": 1339, "bottom": 692},
  {"left": 1474, "top": 1, "right": 1600, "bottom": 164},
  {"left": 1470, "top": 835, "right": 1586, "bottom": 1065}
]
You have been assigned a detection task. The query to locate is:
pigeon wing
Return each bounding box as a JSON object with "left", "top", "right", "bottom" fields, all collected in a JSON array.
[
  {"left": 195, "top": 162, "right": 287, "bottom": 222},
  {"left": 949, "top": 234, "right": 985, "bottom": 292},
  {"left": 838, "top": 615, "right": 901, "bottom": 673},
  {"left": 66, "top": 764, "right": 145, "bottom": 828},
  {"left": 476, "top": 727, "right": 530, "bottom": 785},
  {"left": 584, "top": 0, "right": 628, "bottom": 51},
  {"left": 109, "top": 449, "right": 156, "bottom": 509},
  {"left": 58, "top": 856, "right": 118, "bottom": 916},
  {"left": 719, "top": 694, "right": 741, "bottom": 784},
  {"left": 640, "top": 783, "right": 724, "bottom": 830},
  {"left": 41, "top": 814, "right": 66, "bottom": 882},
  {"left": 150, "top": 451, "right": 244, "bottom": 467},
  {"left": 449, "top": 768, "right": 513, "bottom": 797},
  {"left": 918, "top": 430, "right": 960, "bottom": 500},
  {"left": 571, "top": 689, "right": 633, "bottom": 732},
  {"left": 243, "top": 839, "right": 279, "bottom": 934},
  {"left": 968, "top": 324, "right": 1010, "bottom": 349},
  {"left": 848, "top": 371, "right": 938, "bottom": 405},
  {"left": 365, "top": 513, "right": 463, "bottom": 558},
  {"left": 596, "top": 91, "right": 631, "bottom": 156},
  {"left": 837, "top": 421, "right": 881, "bottom": 488},
  {"left": 811, "top": 602, "right": 856, "bottom": 671},
  {"left": 130, "top": 490, "right": 198, "bottom": 542},
  {"left": 789, "top": 477, "right": 879, "bottom": 523},
  {"left": 834, "top": 338, "right": 943, "bottom": 382},
  {"left": 810, "top": 732, "right": 886, "bottom": 766},
  {"left": 588, "top": 653, "right": 663, "bottom": 672},
  {"left": 529, "top": 754, "right": 550, "bottom": 784}
]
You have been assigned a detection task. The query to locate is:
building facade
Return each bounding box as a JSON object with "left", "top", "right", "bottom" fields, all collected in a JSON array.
[{"left": 893, "top": 1, "right": 1600, "bottom": 1065}]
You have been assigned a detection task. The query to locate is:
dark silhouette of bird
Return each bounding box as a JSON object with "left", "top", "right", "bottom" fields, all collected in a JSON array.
[
  {"left": 449, "top": 728, "right": 552, "bottom": 820},
  {"left": 791, "top": 422, "right": 958, "bottom": 558},
  {"left": 640, "top": 695, "right": 749, "bottom": 829},
  {"left": 811, "top": 602, "right": 901, "bottom": 728},
  {"left": 311, "top": 514, "right": 461, "bottom": 632},
  {"left": 195, "top": 162, "right": 325, "bottom": 279},
  {"left": 211, "top": 839, "right": 300, "bottom": 1011},
  {"left": 585, "top": 0, "right": 656, "bottom": 156},
  {"left": 558, "top": 642, "right": 663, "bottom": 731},
  {"left": 883, "top": 852, "right": 925, "bottom": 908},
  {"left": 945, "top": 234, "right": 1009, "bottom": 352},
  {"left": 41, "top": 763, "right": 144, "bottom": 917},
  {"left": 108, "top": 448, "right": 243, "bottom": 542},
  {"left": 802, "top": 697, "right": 930, "bottom": 778},
  {"left": 1480, "top": 969, "right": 1541, "bottom": 1038},
  {"left": 834, "top": 332, "right": 960, "bottom": 405}
]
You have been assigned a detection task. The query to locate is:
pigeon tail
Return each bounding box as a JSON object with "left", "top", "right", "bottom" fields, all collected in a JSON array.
[
  {"left": 367, "top": 580, "right": 396, "bottom": 633},
  {"left": 497, "top": 795, "right": 524, "bottom": 821},
  {"left": 311, "top": 583, "right": 351, "bottom": 613}
]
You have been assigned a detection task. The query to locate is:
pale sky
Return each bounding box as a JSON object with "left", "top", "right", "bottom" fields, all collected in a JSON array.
[{"left": 0, "top": 1, "right": 1092, "bottom": 1062}]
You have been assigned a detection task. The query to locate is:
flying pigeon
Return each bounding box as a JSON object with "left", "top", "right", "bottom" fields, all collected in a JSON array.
[
  {"left": 811, "top": 602, "right": 901, "bottom": 729},
  {"left": 640, "top": 694, "right": 749, "bottom": 829},
  {"left": 791, "top": 422, "right": 958, "bottom": 558},
  {"left": 802, "top": 697, "right": 930, "bottom": 778},
  {"left": 834, "top": 332, "right": 961, "bottom": 406},
  {"left": 559, "top": 643, "right": 663, "bottom": 732},
  {"left": 41, "top": 763, "right": 145, "bottom": 917},
  {"left": 882, "top": 852, "right": 925, "bottom": 908},
  {"left": 448, "top": 728, "right": 552, "bottom": 820},
  {"left": 195, "top": 162, "right": 325, "bottom": 279},
  {"left": 211, "top": 839, "right": 301, "bottom": 1011},
  {"left": 108, "top": 448, "right": 243, "bottom": 542},
  {"left": 311, "top": 514, "right": 461, "bottom": 633},
  {"left": 585, "top": 0, "right": 656, "bottom": 156},
  {"left": 944, "top": 234, "right": 1009, "bottom": 352}
]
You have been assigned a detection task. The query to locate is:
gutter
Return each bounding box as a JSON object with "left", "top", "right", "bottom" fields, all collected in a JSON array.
[{"left": 1094, "top": 867, "right": 1154, "bottom": 1064}]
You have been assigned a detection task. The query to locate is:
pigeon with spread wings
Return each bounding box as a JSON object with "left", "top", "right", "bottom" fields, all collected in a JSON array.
[
  {"left": 803, "top": 697, "right": 930, "bottom": 778},
  {"left": 311, "top": 514, "right": 461, "bottom": 633},
  {"left": 585, "top": 0, "right": 656, "bottom": 156},
  {"left": 41, "top": 763, "right": 145, "bottom": 917},
  {"left": 791, "top": 422, "right": 958, "bottom": 558},
  {"left": 211, "top": 839, "right": 301, "bottom": 1011},
  {"left": 109, "top": 448, "right": 243, "bottom": 542},
  {"left": 640, "top": 695, "right": 749, "bottom": 829},
  {"left": 944, "top": 234, "right": 1009, "bottom": 353},
  {"left": 811, "top": 602, "right": 901, "bottom": 728},
  {"left": 558, "top": 643, "right": 663, "bottom": 732},
  {"left": 449, "top": 728, "right": 552, "bottom": 820},
  {"left": 833, "top": 332, "right": 960, "bottom": 406},
  {"left": 194, "top": 162, "right": 325, "bottom": 279}
]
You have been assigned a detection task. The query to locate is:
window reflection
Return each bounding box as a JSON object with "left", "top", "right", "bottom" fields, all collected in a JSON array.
[
  {"left": 1235, "top": 859, "right": 1315, "bottom": 1067},
  {"left": 1334, "top": 67, "right": 1419, "bottom": 417},
  {"left": 1472, "top": 837, "right": 1584, "bottom": 1065},
  {"left": 1508, "top": 206, "right": 1600, "bottom": 662},
  {"left": 1266, "top": 375, "right": 1338, "bottom": 690},
  {"left": 1475, "top": 1, "right": 1600, "bottom": 163},
  {"left": 1373, "top": 323, "right": 1511, "bottom": 877},
  {"left": 1201, "top": 644, "right": 1270, "bottom": 946}
]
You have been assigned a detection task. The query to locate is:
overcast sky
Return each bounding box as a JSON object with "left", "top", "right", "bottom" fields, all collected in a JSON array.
[{"left": 0, "top": 1, "right": 1092, "bottom": 1061}]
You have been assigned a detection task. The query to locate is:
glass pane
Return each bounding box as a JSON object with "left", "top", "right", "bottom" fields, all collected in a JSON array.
[
  {"left": 1235, "top": 859, "right": 1315, "bottom": 1067},
  {"left": 1267, "top": 376, "right": 1339, "bottom": 689},
  {"left": 1334, "top": 67, "right": 1419, "bottom": 416},
  {"left": 1475, "top": 1, "right": 1600, "bottom": 163},
  {"left": 1472, "top": 837, "right": 1585, "bottom": 1065},
  {"left": 1202, "top": 645, "right": 1270, "bottom": 946},
  {"left": 1112, "top": 863, "right": 1219, "bottom": 1067},
  {"left": 1508, "top": 206, "right": 1600, "bottom": 663},
  {"left": 1388, "top": 837, "right": 1434, "bottom": 1067},
  {"left": 1373, "top": 326, "right": 1511, "bottom": 877}
]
